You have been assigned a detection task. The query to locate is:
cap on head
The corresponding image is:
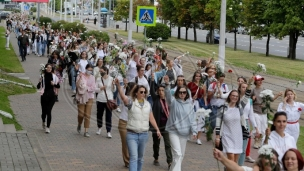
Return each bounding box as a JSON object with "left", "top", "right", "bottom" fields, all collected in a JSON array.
[{"left": 254, "top": 75, "right": 264, "bottom": 81}]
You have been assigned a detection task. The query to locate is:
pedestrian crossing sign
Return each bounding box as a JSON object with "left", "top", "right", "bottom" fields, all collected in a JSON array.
[{"left": 136, "top": 6, "right": 156, "bottom": 26}]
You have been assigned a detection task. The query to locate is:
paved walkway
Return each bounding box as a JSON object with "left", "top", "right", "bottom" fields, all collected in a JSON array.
[{"left": 2, "top": 18, "right": 304, "bottom": 171}]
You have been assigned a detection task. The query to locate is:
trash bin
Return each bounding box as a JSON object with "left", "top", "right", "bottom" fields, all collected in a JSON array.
[{"left": 116, "top": 25, "right": 119, "bottom": 29}]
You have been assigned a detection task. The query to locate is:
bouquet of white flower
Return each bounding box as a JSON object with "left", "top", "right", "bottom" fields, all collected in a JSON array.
[
  {"left": 260, "top": 89, "right": 274, "bottom": 119},
  {"left": 253, "top": 63, "right": 267, "bottom": 75},
  {"left": 196, "top": 108, "right": 212, "bottom": 141}
]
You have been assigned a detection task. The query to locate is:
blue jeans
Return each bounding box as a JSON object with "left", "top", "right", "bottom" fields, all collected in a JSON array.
[
  {"left": 238, "top": 119, "right": 249, "bottom": 165},
  {"left": 147, "top": 96, "right": 153, "bottom": 107},
  {"left": 41, "top": 41, "right": 46, "bottom": 55},
  {"left": 210, "top": 105, "right": 218, "bottom": 131},
  {"left": 36, "top": 42, "right": 41, "bottom": 55},
  {"left": 69, "top": 66, "right": 76, "bottom": 91},
  {"left": 18, "top": 41, "right": 22, "bottom": 56},
  {"left": 113, "top": 82, "right": 124, "bottom": 106},
  {"left": 127, "top": 131, "right": 149, "bottom": 171}
]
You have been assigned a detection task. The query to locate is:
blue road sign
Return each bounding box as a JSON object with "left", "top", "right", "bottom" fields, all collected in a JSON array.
[{"left": 136, "top": 6, "right": 156, "bottom": 26}]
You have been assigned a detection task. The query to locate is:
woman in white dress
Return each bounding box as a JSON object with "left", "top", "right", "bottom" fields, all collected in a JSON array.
[
  {"left": 265, "top": 111, "right": 297, "bottom": 163},
  {"left": 277, "top": 88, "right": 304, "bottom": 142},
  {"left": 215, "top": 90, "right": 244, "bottom": 165}
]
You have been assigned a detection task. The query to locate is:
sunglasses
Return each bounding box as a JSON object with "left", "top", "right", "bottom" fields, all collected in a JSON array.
[
  {"left": 139, "top": 91, "right": 146, "bottom": 94},
  {"left": 179, "top": 91, "right": 187, "bottom": 95}
]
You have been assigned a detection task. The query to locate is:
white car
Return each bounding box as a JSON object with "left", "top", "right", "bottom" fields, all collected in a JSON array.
[{"left": 93, "top": 11, "right": 98, "bottom": 16}]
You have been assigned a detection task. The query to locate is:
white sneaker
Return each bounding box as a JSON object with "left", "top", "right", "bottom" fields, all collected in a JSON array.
[
  {"left": 107, "top": 132, "right": 112, "bottom": 138},
  {"left": 196, "top": 139, "right": 202, "bottom": 145},
  {"left": 116, "top": 108, "right": 121, "bottom": 113},
  {"left": 96, "top": 128, "right": 101, "bottom": 135},
  {"left": 72, "top": 90, "right": 76, "bottom": 94},
  {"left": 45, "top": 128, "right": 50, "bottom": 134}
]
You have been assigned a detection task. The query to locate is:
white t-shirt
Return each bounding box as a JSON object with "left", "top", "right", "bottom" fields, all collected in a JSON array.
[
  {"left": 130, "top": 76, "right": 150, "bottom": 93},
  {"left": 208, "top": 82, "right": 229, "bottom": 107},
  {"left": 78, "top": 59, "right": 88, "bottom": 74},
  {"left": 97, "top": 49, "right": 105, "bottom": 59}
]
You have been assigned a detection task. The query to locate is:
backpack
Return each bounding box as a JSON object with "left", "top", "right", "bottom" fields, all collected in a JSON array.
[{"left": 135, "top": 75, "right": 147, "bottom": 84}]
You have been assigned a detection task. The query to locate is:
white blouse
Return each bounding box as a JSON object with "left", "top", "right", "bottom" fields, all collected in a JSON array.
[
  {"left": 277, "top": 102, "right": 304, "bottom": 122},
  {"left": 243, "top": 98, "right": 257, "bottom": 128}
]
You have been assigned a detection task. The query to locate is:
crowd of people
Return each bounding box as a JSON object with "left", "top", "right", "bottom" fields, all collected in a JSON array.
[{"left": 4, "top": 12, "right": 304, "bottom": 171}]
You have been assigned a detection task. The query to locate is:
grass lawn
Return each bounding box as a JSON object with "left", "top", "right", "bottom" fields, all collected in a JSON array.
[
  {"left": 0, "top": 27, "right": 24, "bottom": 73},
  {"left": 0, "top": 73, "right": 36, "bottom": 130},
  {"left": 0, "top": 27, "right": 36, "bottom": 130},
  {"left": 110, "top": 30, "right": 304, "bottom": 81}
]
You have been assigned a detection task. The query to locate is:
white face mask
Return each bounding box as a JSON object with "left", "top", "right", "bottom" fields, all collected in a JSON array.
[{"left": 86, "top": 70, "right": 93, "bottom": 75}]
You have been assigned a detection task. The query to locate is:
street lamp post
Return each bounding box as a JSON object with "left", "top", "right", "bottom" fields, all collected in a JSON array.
[
  {"left": 64, "top": 0, "right": 67, "bottom": 21},
  {"left": 98, "top": 0, "right": 101, "bottom": 30},
  {"left": 127, "top": 0, "right": 133, "bottom": 43},
  {"left": 71, "top": 0, "right": 74, "bottom": 22},
  {"left": 107, "top": 0, "right": 111, "bottom": 28},
  {"left": 60, "top": 0, "right": 62, "bottom": 20},
  {"left": 219, "top": 0, "right": 227, "bottom": 71},
  {"left": 53, "top": 0, "right": 55, "bottom": 16}
]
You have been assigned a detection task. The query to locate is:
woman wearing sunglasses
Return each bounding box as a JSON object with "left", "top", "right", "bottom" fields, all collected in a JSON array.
[
  {"left": 115, "top": 78, "right": 161, "bottom": 171},
  {"left": 164, "top": 75, "right": 197, "bottom": 171}
]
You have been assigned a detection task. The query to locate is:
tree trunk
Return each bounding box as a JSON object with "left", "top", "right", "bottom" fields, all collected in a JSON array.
[
  {"left": 266, "top": 33, "right": 270, "bottom": 56},
  {"left": 185, "top": 27, "right": 188, "bottom": 41},
  {"left": 288, "top": 32, "right": 298, "bottom": 60},
  {"left": 178, "top": 27, "right": 181, "bottom": 39},
  {"left": 193, "top": 26, "right": 197, "bottom": 42},
  {"left": 136, "top": 25, "right": 138, "bottom": 33},
  {"left": 210, "top": 26, "right": 214, "bottom": 44},
  {"left": 249, "top": 35, "right": 252, "bottom": 53},
  {"left": 234, "top": 28, "right": 237, "bottom": 51},
  {"left": 169, "top": 23, "right": 172, "bottom": 37},
  {"left": 125, "top": 19, "right": 127, "bottom": 32}
]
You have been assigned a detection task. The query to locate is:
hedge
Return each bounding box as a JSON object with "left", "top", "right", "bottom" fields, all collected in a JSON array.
[{"left": 146, "top": 23, "right": 171, "bottom": 40}]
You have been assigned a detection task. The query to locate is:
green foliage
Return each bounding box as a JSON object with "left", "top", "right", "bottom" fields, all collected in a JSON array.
[
  {"left": 113, "top": 0, "right": 129, "bottom": 21},
  {"left": 51, "top": 21, "right": 86, "bottom": 33},
  {"left": 146, "top": 23, "right": 171, "bottom": 40},
  {"left": 30, "top": 7, "right": 37, "bottom": 12},
  {"left": 51, "top": 20, "right": 68, "bottom": 30},
  {"left": 39, "top": 17, "right": 52, "bottom": 27},
  {"left": 63, "top": 22, "right": 87, "bottom": 33},
  {"left": 80, "top": 30, "right": 110, "bottom": 43}
]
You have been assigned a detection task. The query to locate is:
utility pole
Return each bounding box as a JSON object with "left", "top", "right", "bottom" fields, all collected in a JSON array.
[
  {"left": 60, "top": 0, "right": 62, "bottom": 20},
  {"left": 127, "top": 0, "right": 133, "bottom": 43},
  {"left": 64, "top": 0, "right": 67, "bottom": 21},
  {"left": 98, "top": 0, "right": 101, "bottom": 30},
  {"left": 107, "top": 0, "right": 111, "bottom": 28},
  {"left": 219, "top": 0, "right": 227, "bottom": 71},
  {"left": 71, "top": 0, "right": 73, "bottom": 22},
  {"left": 53, "top": 0, "right": 55, "bottom": 16}
]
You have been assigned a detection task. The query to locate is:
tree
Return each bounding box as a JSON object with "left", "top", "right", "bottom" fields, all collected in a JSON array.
[
  {"left": 243, "top": 0, "right": 272, "bottom": 56},
  {"left": 265, "top": 0, "right": 304, "bottom": 59},
  {"left": 203, "top": 0, "right": 221, "bottom": 44},
  {"left": 133, "top": 0, "right": 153, "bottom": 33},
  {"left": 226, "top": 0, "right": 243, "bottom": 51},
  {"left": 189, "top": 0, "right": 205, "bottom": 42},
  {"left": 113, "top": 0, "right": 129, "bottom": 31},
  {"left": 158, "top": 0, "right": 180, "bottom": 38},
  {"left": 173, "top": 0, "right": 193, "bottom": 41}
]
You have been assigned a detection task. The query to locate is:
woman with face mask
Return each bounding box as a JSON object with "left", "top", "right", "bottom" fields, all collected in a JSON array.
[
  {"left": 76, "top": 64, "right": 95, "bottom": 137},
  {"left": 95, "top": 66, "right": 116, "bottom": 138}
]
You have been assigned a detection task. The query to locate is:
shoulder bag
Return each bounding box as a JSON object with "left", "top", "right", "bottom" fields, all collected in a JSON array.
[{"left": 101, "top": 78, "right": 118, "bottom": 111}]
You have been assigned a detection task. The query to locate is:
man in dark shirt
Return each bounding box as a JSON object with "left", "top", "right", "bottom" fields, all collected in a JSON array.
[{"left": 18, "top": 30, "right": 29, "bottom": 62}]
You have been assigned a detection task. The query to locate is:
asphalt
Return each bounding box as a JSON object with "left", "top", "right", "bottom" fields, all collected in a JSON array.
[{"left": 1, "top": 17, "right": 303, "bottom": 171}]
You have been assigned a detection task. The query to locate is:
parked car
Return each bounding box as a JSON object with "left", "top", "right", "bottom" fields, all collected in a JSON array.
[
  {"left": 93, "top": 11, "right": 98, "bottom": 16},
  {"left": 83, "top": 11, "right": 89, "bottom": 15},
  {"left": 0, "top": 12, "right": 10, "bottom": 19},
  {"left": 206, "top": 29, "right": 227, "bottom": 44}
]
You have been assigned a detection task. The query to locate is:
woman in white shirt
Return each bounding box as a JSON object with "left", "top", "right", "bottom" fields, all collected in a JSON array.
[
  {"left": 96, "top": 43, "right": 105, "bottom": 60},
  {"left": 266, "top": 111, "right": 297, "bottom": 163},
  {"left": 93, "top": 59, "right": 103, "bottom": 82},
  {"left": 95, "top": 66, "right": 116, "bottom": 138},
  {"left": 277, "top": 88, "right": 304, "bottom": 142},
  {"left": 75, "top": 51, "right": 89, "bottom": 74}
]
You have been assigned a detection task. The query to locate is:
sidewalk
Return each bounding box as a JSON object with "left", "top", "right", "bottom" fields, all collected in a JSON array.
[{"left": 3, "top": 19, "right": 303, "bottom": 171}]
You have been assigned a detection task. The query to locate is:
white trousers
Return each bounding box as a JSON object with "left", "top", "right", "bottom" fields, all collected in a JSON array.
[
  {"left": 169, "top": 133, "right": 188, "bottom": 171},
  {"left": 5, "top": 36, "right": 9, "bottom": 48},
  {"left": 253, "top": 113, "right": 267, "bottom": 141},
  {"left": 286, "top": 123, "right": 299, "bottom": 143}
]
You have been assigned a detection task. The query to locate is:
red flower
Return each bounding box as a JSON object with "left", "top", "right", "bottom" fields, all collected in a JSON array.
[
  {"left": 228, "top": 69, "right": 233, "bottom": 73},
  {"left": 298, "top": 108, "right": 302, "bottom": 112}
]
